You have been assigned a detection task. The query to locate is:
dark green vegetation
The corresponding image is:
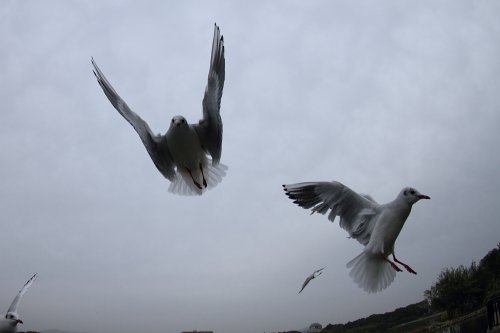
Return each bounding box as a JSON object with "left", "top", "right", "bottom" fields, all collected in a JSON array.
[
  {"left": 321, "top": 243, "right": 500, "bottom": 332},
  {"left": 424, "top": 242, "right": 500, "bottom": 318},
  {"left": 321, "top": 301, "right": 430, "bottom": 333}
]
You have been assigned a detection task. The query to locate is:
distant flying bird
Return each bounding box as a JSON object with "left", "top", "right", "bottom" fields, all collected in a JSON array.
[
  {"left": 283, "top": 181, "right": 430, "bottom": 293},
  {"left": 92, "top": 23, "right": 226, "bottom": 195},
  {"left": 0, "top": 274, "right": 38, "bottom": 333},
  {"left": 298, "top": 267, "right": 325, "bottom": 294}
]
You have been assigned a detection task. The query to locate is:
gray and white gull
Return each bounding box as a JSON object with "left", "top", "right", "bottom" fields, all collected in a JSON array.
[
  {"left": 92, "top": 24, "right": 226, "bottom": 195},
  {"left": 298, "top": 267, "right": 325, "bottom": 294},
  {"left": 0, "top": 274, "right": 38, "bottom": 333},
  {"left": 283, "top": 181, "right": 430, "bottom": 293}
]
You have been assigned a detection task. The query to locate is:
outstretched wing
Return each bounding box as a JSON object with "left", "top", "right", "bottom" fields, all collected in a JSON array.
[
  {"left": 298, "top": 267, "right": 325, "bottom": 294},
  {"left": 283, "top": 181, "right": 379, "bottom": 245},
  {"left": 91, "top": 58, "right": 176, "bottom": 181},
  {"left": 314, "top": 266, "right": 326, "bottom": 274},
  {"left": 298, "top": 274, "right": 314, "bottom": 294},
  {"left": 7, "top": 274, "right": 38, "bottom": 314},
  {"left": 194, "top": 23, "right": 225, "bottom": 165}
]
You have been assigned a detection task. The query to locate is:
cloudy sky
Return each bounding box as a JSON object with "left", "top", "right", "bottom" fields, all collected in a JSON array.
[{"left": 1, "top": 1, "right": 500, "bottom": 332}]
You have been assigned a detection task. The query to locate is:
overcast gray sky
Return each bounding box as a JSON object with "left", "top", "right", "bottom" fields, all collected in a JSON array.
[{"left": 1, "top": 1, "right": 500, "bottom": 332}]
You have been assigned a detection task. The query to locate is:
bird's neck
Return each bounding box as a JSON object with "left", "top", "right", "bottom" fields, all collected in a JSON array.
[{"left": 386, "top": 198, "right": 412, "bottom": 217}]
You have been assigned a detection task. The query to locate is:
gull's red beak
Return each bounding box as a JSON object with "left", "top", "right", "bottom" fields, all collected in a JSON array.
[
  {"left": 418, "top": 194, "right": 431, "bottom": 200},
  {"left": 16, "top": 319, "right": 23, "bottom": 324}
]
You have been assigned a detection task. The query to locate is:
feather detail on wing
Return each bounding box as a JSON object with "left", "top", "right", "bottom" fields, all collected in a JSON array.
[
  {"left": 194, "top": 23, "right": 225, "bottom": 165},
  {"left": 7, "top": 273, "right": 38, "bottom": 314},
  {"left": 91, "top": 57, "right": 176, "bottom": 181},
  {"left": 298, "top": 275, "right": 313, "bottom": 294},
  {"left": 283, "top": 181, "right": 378, "bottom": 245}
]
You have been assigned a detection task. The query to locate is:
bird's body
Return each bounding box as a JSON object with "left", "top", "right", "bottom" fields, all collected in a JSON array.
[
  {"left": 0, "top": 274, "right": 38, "bottom": 333},
  {"left": 165, "top": 116, "right": 208, "bottom": 189},
  {"left": 367, "top": 200, "right": 411, "bottom": 257},
  {"left": 166, "top": 119, "right": 205, "bottom": 170},
  {"left": 283, "top": 181, "right": 429, "bottom": 293},
  {"left": 92, "top": 24, "right": 226, "bottom": 195}
]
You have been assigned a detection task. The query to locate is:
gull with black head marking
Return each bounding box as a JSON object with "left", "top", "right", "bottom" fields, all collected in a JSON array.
[
  {"left": 283, "top": 181, "right": 430, "bottom": 293},
  {"left": 92, "top": 23, "right": 226, "bottom": 195}
]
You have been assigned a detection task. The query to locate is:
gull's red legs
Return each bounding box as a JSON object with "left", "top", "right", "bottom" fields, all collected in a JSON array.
[
  {"left": 384, "top": 256, "right": 403, "bottom": 272},
  {"left": 393, "top": 254, "right": 417, "bottom": 274}
]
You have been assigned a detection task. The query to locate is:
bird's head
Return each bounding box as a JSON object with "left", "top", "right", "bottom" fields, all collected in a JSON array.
[
  {"left": 5, "top": 312, "right": 23, "bottom": 325},
  {"left": 169, "top": 115, "right": 189, "bottom": 130},
  {"left": 400, "top": 187, "right": 430, "bottom": 204}
]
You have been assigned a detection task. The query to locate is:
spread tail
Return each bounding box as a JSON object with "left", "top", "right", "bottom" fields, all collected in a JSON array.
[
  {"left": 346, "top": 251, "right": 396, "bottom": 293},
  {"left": 168, "top": 162, "right": 227, "bottom": 196}
]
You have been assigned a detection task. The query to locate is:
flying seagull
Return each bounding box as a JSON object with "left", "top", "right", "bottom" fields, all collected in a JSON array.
[
  {"left": 298, "top": 267, "right": 325, "bottom": 294},
  {"left": 92, "top": 23, "right": 227, "bottom": 195},
  {"left": 0, "top": 274, "right": 38, "bottom": 333},
  {"left": 283, "top": 181, "right": 430, "bottom": 293}
]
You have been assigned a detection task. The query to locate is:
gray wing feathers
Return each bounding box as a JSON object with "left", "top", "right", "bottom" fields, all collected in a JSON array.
[
  {"left": 195, "top": 23, "right": 225, "bottom": 165},
  {"left": 314, "top": 266, "right": 326, "bottom": 273},
  {"left": 298, "top": 267, "right": 324, "bottom": 293},
  {"left": 298, "top": 275, "right": 313, "bottom": 294},
  {"left": 283, "top": 181, "right": 378, "bottom": 245},
  {"left": 360, "top": 193, "right": 377, "bottom": 203},
  {"left": 350, "top": 194, "right": 379, "bottom": 244},
  {"left": 91, "top": 58, "right": 176, "bottom": 181},
  {"left": 7, "top": 273, "right": 38, "bottom": 314}
]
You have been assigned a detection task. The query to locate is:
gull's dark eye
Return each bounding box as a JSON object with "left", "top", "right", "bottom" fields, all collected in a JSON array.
[
  {"left": 410, "top": 190, "right": 415, "bottom": 195},
  {"left": 171, "top": 119, "right": 174, "bottom": 123},
  {"left": 182, "top": 119, "right": 186, "bottom": 123}
]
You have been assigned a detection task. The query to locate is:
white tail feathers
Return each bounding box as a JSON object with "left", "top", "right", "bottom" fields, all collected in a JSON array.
[
  {"left": 168, "top": 162, "right": 228, "bottom": 196},
  {"left": 346, "top": 251, "right": 396, "bottom": 293}
]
